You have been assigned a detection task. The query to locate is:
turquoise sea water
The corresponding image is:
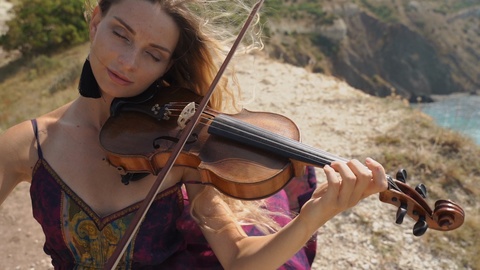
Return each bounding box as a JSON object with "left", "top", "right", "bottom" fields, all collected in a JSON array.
[{"left": 415, "top": 95, "right": 480, "bottom": 145}]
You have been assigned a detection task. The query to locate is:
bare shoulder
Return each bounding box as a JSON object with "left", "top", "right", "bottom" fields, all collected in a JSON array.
[
  {"left": 0, "top": 104, "right": 70, "bottom": 187},
  {"left": 0, "top": 103, "right": 73, "bottom": 205},
  {"left": 1, "top": 119, "right": 37, "bottom": 165},
  {"left": 0, "top": 119, "right": 38, "bottom": 204}
]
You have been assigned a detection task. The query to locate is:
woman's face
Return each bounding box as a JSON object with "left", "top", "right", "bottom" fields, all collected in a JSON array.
[{"left": 89, "top": 0, "right": 180, "bottom": 98}]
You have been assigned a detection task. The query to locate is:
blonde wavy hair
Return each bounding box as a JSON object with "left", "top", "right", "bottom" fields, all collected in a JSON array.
[{"left": 85, "top": 0, "right": 286, "bottom": 233}]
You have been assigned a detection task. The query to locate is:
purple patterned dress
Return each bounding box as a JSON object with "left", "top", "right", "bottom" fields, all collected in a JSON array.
[{"left": 29, "top": 119, "right": 317, "bottom": 269}]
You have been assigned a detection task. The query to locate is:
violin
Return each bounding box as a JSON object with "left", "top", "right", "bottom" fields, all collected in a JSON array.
[{"left": 100, "top": 85, "right": 465, "bottom": 237}]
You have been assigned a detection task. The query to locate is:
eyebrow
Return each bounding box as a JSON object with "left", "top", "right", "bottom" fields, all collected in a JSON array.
[{"left": 113, "top": 16, "right": 173, "bottom": 55}]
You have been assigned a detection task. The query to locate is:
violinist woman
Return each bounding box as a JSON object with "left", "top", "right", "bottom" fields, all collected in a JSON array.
[{"left": 0, "top": 0, "right": 388, "bottom": 269}]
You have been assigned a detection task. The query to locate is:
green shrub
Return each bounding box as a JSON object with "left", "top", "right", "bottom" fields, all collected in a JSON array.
[{"left": 0, "top": 0, "right": 88, "bottom": 56}]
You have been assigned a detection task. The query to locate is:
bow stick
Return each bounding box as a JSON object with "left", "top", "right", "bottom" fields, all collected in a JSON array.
[{"left": 104, "top": 1, "right": 265, "bottom": 268}]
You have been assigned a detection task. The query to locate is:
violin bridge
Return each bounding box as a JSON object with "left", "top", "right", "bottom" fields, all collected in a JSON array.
[{"left": 178, "top": 102, "right": 196, "bottom": 129}]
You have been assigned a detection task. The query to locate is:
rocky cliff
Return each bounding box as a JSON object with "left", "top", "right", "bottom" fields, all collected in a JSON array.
[{"left": 264, "top": 0, "right": 480, "bottom": 101}]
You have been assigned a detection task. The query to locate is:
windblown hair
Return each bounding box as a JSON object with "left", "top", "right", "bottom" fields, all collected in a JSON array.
[{"left": 85, "top": 0, "right": 284, "bottom": 233}]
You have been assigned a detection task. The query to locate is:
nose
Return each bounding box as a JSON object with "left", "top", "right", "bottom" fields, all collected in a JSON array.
[{"left": 118, "top": 48, "right": 139, "bottom": 71}]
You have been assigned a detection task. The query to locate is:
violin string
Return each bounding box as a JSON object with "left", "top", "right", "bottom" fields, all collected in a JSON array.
[
  {"left": 208, "top": 116, "right": 346, "bottom": 165},
  {"left": 164, "top": 103, "right": 347, "bottom": 164}
]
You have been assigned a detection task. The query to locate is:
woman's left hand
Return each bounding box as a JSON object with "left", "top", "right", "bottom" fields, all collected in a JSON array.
[{"left": 299, "top": 158, "right": 388, "bottom": 231}]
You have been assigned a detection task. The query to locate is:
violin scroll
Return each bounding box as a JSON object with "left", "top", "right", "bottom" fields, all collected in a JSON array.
[{"left": 379, "top": 169, "right": 465, "bottom": 236}]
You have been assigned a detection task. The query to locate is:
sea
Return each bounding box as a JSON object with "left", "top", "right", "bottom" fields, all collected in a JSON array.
[{"left": 414, "top": 94, "right": 480, "bottom": 145}]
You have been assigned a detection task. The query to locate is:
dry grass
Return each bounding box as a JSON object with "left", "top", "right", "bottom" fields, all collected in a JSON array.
[{"left": 0, "top": 43, "right": 89, "bottom": 131}]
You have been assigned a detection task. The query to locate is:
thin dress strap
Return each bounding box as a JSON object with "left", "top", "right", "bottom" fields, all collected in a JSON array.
[{"left": 30, "top": 119, "right": 43, "bottom": 159}]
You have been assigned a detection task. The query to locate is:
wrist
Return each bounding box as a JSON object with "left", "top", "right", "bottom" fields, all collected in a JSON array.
[{"left": 294, "top": 209, "right": 327, "bottom": 237}]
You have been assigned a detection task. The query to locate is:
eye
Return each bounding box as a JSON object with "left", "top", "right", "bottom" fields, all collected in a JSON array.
[
  {"left": 146, "top": 51, "right": 162, "bottom": 63},
  {"left": 113, "top": 30, "right": 129, "bottom": 42}
]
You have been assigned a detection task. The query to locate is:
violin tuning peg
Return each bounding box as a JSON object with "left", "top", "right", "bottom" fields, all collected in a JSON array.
[
  {"left": 415, "top": 183, "right": 428, "bottom": 198},
  {"left": 413, "top": 216, "right": 428, "bottom": 236},
  {"left": 395, "top": 202, "right": 408, "bottom": 224},
  {"left": 396, "top": 169, "right": 408, "bottom": 183}
]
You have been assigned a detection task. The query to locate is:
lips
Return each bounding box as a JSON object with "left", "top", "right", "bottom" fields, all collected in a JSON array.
[{"left": 107, "top": 69, "right": 133, "bottom": 86}]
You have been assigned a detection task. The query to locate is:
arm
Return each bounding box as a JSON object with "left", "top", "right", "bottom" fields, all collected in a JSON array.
[
  {"left": 186, "top": 158, "right": 388, "bottom": 270},
  {"left": 0, "top": 121, "right": 36, "bottom": 206}
]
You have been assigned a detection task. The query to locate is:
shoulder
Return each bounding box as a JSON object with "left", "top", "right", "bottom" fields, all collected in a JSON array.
[
  {"left": 0, "top": 103, "right": 74, "bottom": 204},
  {"left": 0, "top": 120, "right": 38, "bottom": 181},
  {"left": 0, "top": 119, "right": 38, "bottom": 204},
  {"left": 0, "top": 104, "right": 70, "bottom": 181},
  {"left": 1, "top": 120, "right": 37, "bottom": 158}
]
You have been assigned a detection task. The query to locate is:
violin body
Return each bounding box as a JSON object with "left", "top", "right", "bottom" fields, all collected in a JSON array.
[{"left": 100, "top": 87, "right": 303, "bottom": 199}]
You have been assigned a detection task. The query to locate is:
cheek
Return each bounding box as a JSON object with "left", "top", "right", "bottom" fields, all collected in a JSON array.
[
  {"left": 137, "top": 64, "right": 170, "bottom": 86},
  {"left": 89, "top": 22, "right": 124, "bottom": 64},
  {"left": 90, "top": 33, "right": 114, "bottom": 62},
  {"left": 88, "top": 39, "right": 111, "bottom": 83}
]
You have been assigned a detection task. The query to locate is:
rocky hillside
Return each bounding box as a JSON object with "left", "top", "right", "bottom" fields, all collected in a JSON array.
[{"left": 263, "top": 0, "right": 480, "bottom": 101}]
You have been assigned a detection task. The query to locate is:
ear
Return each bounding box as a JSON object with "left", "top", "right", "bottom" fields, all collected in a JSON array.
[{"left": 89, "top": 6, "right": 102, "bottom": 41}]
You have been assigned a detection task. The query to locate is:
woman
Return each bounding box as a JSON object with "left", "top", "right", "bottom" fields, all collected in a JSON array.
[{"left": 0, "top": 0, "right": 388, "bottom": 269}]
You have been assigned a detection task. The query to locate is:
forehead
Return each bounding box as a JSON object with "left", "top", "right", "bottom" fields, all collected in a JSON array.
[{"left": 104, "top": 0, "right": 179, "bottom": 47}]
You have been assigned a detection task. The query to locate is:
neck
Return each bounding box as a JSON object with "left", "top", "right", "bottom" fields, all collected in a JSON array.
[{"left": 71, "top": 95, "right": 114, "bottom": 132}]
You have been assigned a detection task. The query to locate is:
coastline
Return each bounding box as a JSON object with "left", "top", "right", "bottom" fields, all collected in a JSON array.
[
  {"left": 414, "top": 94, "right": 480, "bottom": 145},
  {"left": 430, "top": 91, "right": 479, "bottom": 101}
]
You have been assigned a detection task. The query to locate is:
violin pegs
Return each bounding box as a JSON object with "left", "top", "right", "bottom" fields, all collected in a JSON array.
[
  {"left": 413, "top": 216, "right": 428, "bottom": 236},
  {"left": 396, "top": 169, "right": 408, "bottom": 183},
  {"left": 395, "top": 202, "right": 408, "bottom": 224},
  {"left": 415, "top": 183, "right": 428, "bottom": 198}
]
